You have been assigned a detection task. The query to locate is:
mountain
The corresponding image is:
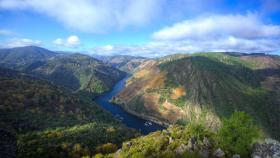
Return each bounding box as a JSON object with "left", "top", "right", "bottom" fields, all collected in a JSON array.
[
  {"left": 0, "top": 67, "right": 138, "bottom": 158},
  {"left": 113, "top": 52, "right": 280, "bottom": 139},
  {"left": 0, "top": 46, "right": 126, "bottom": 95},
  {"left": 25, "top": 53, "right": 126, "bottom": 95},
  {"left": 96, "top": 55, "right": 147, "bottom": 73},
  {"left": 0, "top": 46, "right": 57, "bottom": 70}
]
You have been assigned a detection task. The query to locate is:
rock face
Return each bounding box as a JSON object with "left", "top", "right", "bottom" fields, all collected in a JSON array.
[{"left": 252, "top": 140, "right": 280, "bottom": 158}]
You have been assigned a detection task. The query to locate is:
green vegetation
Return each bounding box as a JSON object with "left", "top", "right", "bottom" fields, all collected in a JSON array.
[
  {"left": 0, "top": 46, "right": 126, "bottom": 95},
  {"left": 0, "top": 67, "right": 138, "bottom": 158},
  {"left": 27, "top": 53, "right": 126, "bottom": 95},
  {"left": 97, "top": 112, "right": 261, "bottom": 158},
  {"left": 0, "top": 46, "right": 56, "bottom": 70},
  {"left": 217, "top": 112, "right": 260, "bottom": 157},
  {"left": 117, "top": 52, "right": 280, "bottom": 139}
]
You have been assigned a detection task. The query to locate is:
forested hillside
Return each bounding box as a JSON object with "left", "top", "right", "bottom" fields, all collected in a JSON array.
[
  {"left": 114, "top": 52, "right": 280, "bottom": 139},
  {"left": 0, "top": 67, "right": 138, "bottom": 158},
  {"left": 0, "top": 46, "right": 126, "bottom": 95}
]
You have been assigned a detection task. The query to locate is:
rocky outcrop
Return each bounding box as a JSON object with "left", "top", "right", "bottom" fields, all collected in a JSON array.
[{"left": 252, "top": 139, "right": 280, "bottom": 158}]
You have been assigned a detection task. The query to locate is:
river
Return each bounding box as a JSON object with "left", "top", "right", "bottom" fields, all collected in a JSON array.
[{"left": 95, "top": 75, "right": 165, "bottom": 134}]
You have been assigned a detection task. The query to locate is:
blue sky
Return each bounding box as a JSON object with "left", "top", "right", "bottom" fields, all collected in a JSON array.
[{"left": 0, "top": 0, "right": 280, "bottom": 57}]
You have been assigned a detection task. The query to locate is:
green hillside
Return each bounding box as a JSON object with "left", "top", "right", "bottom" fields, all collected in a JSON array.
[
  {"left": 0, "top": 46, "right": 57, "bottom": 70},
  {"left": 25, "top": 53, "right": 126, "bottom": 95},
  {"left": 94, "top": 112, "right": 261, "bottom": 158},
  {"left": 0, "top": 46, "right": 126, "bottom": 95},
  {"left": 114, "top": 52, "right": 280, "bottom": 139},
  {"left": 0, "top": 67, "right": 138, "bottom": 158}
]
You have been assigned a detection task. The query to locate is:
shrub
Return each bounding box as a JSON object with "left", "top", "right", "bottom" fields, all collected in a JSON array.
[
  {"left": 184, "top": 123, "right": 213, "bottom": 143},
  {"left": 217, "top": 112, "right": 260, "bottom": 157},
  {"left": 95, "top": 143, "right": 118, "bottom": 154}
]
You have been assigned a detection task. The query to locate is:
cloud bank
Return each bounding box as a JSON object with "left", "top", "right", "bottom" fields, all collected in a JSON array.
[
  {"left": 152, "top": 13, "right": 280, "bottom": 41},
  {"left": 91, "top": 13, "right": 280, "bottom": 57},
  {"left": 0, "top": 38, "right": 43, "bottom": 48},
  {"left": 0, "top": 0, "right": 163, "bottom": 33}
]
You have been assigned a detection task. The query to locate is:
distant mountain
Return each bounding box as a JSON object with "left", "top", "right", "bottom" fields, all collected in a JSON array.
[
  {"left": 0, "top": 46, "right": 126, "bottom": 95},
  {"left": 24, "top": 53, "right": 126, "bottom": 95},
  {"left": 0, "top": 46, "right": 57, "bottom": 70},
  {"left": 113, "top": 52, "right": 280, "bottom": 139},
  {"left": 0, "top": 67, "right": 138, "bottom": 158},
  {"left": 96, "top": 55, "right": 147, "bottom": 73}
]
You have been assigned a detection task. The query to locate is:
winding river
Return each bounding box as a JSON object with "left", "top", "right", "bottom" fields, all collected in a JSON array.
[{"left": 95, "top": 75, "right": 165, "bottom": 134}]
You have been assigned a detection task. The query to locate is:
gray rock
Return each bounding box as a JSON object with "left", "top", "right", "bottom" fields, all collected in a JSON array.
[
  {"left": 125, "top": 141, "right": 133, "bottom": 147},
  {"left": 187, "top": 137, "right": 197, "bottom": 151},
  {"left": 252, "top": 140, "right": 280, "bottom": 158},
  {"left": 203, "top": 137, "right": 211, "bottom": 148},
  {"left": 232, "top": 154, "right": 240, "bottom": 158},
  {"left": 168, "top": 136, "right": 173, "bottom": 144},
  {"left": 214, "top": 148, "right": 225, "bottom": 158},
  {"left": 199, "top": 148, "right": 210, "bottom": 158},
  {"left": 175, "top": 144, "right": 188, "bottom": 155}
]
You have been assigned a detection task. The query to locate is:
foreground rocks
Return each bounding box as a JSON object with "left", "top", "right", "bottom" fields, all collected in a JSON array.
[{"left": 252, "top": 139, "right": 280, "bottom": 158}]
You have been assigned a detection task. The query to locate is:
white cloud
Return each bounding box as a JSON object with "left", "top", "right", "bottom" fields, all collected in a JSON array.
[
  {"left": 53, "top": 38, "right": 64, "bottom": 45},
  {"left": 90, "top": 14, "right": 280, "bottom": 57},
  {"left": 53, "top": 35, "right": 80, "bottom": 47},
  {"left": 152, "top": 13, "right": 280, "bottom": 41},
  {"left": 0, "top": 0, "right": 164, "bottom": 33},
  {"left": 66, "top": 35, "right": 80, "bottom": 46},
  {"left": 0, "top": 29, "right": 14, "bottom": 36},
  {"left": 0, "top": 38, "right": 43, "bottom": 48},
  {"left": 90, "top": 37, "right": 280, "bottom": 58},
  {"left": 103, "top": 45, "right": 114, "bottom": 51}
]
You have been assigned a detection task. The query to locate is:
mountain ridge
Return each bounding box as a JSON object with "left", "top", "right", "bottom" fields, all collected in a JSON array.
[{"left": 113, "top": 52, "right": 280, "bottom": 139}]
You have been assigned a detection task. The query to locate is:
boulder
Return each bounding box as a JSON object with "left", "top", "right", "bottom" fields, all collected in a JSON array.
[
  {"left": 232, "top": 154, "right": 240, "bottom": 158},
  {"left": 203, "top": 137, "right": 211, "bottom": 148},
  {"left": 187, "top": 137, "right": 197, "bottom": 151},
  {"left": 168, "top": 136, "right": 173, "bottom": 144},
  {"left": 125, "top": 141, "right": 133, "bottom": 147},
  {"left": 214, "top": 148, "right": 225, "bottom": 158},
  {"left": 199, "top": 148, "right": 210, "bottom": 158}
]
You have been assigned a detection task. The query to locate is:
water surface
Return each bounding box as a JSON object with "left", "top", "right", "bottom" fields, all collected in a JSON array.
[{"left": 95, "top": 76, "right": 165, "bottom": 134}]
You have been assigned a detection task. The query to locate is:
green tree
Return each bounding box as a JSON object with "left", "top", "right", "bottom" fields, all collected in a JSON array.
[{"left": 217, "top": 112, "right": 260, "bottom": 157}]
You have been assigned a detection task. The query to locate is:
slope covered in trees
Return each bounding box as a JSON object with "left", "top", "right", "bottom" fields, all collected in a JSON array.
[
  {"left": 113, "top": 52, "right": 280, "bottom": 139},
  {"left": 0, "top": 67, "right": 138, "bottom": 158},
  {"left": 0, "top": 46, "right": 57, "bottom": 70},
  {"left": 0, "top": 46, "right": 126, "bottom": 95},
  {"left": 25, "top": 53, "right": 126, "bottom": 95}
]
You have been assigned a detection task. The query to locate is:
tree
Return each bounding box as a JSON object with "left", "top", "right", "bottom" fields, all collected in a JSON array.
[{"left": 217, "top": 112, "right": 260, "bottom": 157}]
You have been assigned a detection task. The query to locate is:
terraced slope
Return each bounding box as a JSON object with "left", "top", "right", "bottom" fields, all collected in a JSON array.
[
  {"left": 0, "top": 67, "right": 138, "bottom": 158},
  {"left": 114, "top": 53, "right": 280, "bottom": 139}
]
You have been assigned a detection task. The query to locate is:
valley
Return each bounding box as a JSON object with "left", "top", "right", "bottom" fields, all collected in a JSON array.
[
  {"left": 1, "top": 2, "right": 280, "bottom": 157},
  {"left": 95, "top": 75, "right": 164, "bottom": 134},
  {"left": 0, "top": 46, "right": 280, "bottom": 158}
]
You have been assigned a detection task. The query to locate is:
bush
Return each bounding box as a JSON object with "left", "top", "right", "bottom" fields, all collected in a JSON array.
[
  {"left": 184, "top": 123, "right": 213, "bottom": 143},
  {"left": 95, "top": 143, "right": 118, "bottom": 154},
  {"left": 217, "top": 112, "right": 260, "bottom": 157}
]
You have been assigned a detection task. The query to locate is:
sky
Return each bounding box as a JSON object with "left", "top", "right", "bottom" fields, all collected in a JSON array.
[{"left": 0, "top": 0, "right": 280, "bottom": 57}]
